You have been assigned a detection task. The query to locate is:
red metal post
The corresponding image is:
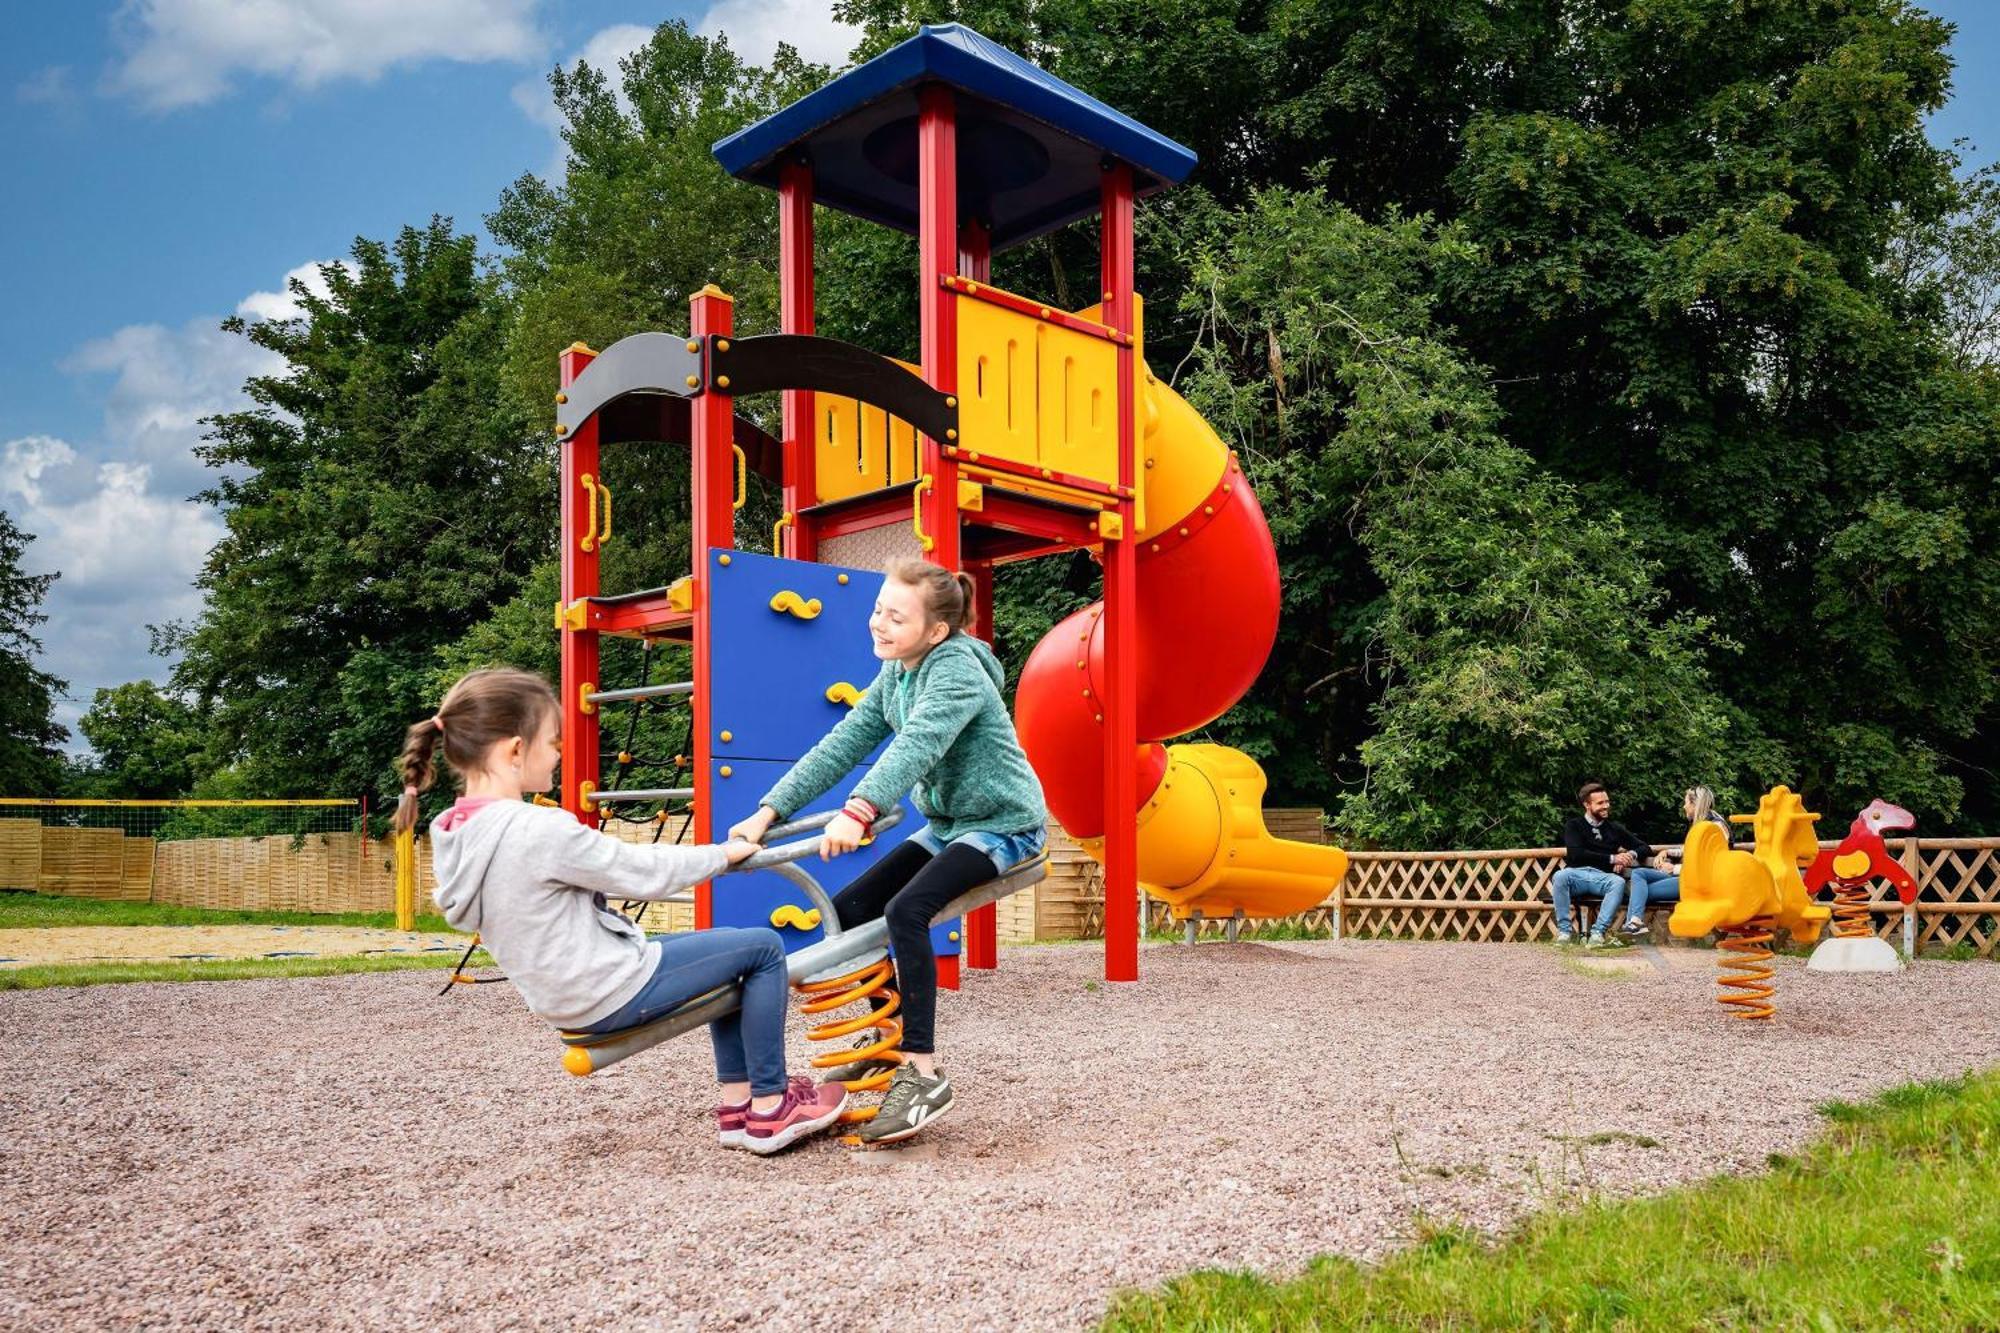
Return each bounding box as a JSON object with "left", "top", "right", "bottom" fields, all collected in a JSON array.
[
  {"left": 918, "top": 84, "right": 964, "bottom": 990},
  {"left": 959, "top": 216, "right": 991, "bottom": 282},
  {"left": 917, "top": 84, "right": 961, "bottom": 573},
  {"left": 1100, "top": 164, "right": 1140, "bottom": 982},
  {"left": 963, "top": 558, "right": 1001, "bottom": 971},
  {"left": 559, "top": 342, "right": 602, "bottom": 829},
  {"left": 690, "top": 288, "right": 738, "bottom": 929},
  {"left": 958, "top": 215, "right": 1000, "bottom": 972},
  {"left": 778, "top": 158, "right": 819, "bottom": 562}
]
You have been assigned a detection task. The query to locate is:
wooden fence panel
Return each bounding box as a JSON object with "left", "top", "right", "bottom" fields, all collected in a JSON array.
[
  {"left": 39, "top": 828, "right": 133, "bottom": 900},
  {"left": 121, "top": 838, "right": 156, "bottom": 901},
  {"left": 0, "top": 818, "right": 42, "bottom": 892}
]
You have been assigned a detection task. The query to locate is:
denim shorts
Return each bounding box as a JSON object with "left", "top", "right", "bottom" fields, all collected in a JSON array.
[{"left": 910, "top": 824, "right": 1047, "bottom": 875}]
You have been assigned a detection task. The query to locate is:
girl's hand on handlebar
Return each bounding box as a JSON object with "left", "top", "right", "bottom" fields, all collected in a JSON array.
[
  {"left": 820, "top": 812, "right": 866, "bottom": 860},
  {"left": 728, "top": 806, "right": 777, "bottom": 845},
  {"left": 721, "top": 838, "right": 760, "bottom": 866}
]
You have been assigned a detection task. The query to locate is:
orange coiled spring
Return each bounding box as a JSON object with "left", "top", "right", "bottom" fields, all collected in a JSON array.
[
  {"left": 794, "top": 956, "right": 903, "bottom": 1123},
  {"left": 1716, "top": 916, "right": 1776, "bottom": 1021},
  {"left": 1831, "top": 880, "right": 1875, "bottom": 939}
]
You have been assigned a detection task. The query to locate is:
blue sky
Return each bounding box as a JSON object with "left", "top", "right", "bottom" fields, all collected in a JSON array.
[
  {"left": 0, "top": 0, "right": 861, "bottom": 756},
  {"left": 0, "top": 2, "right": 1994, "bottom": 765}
]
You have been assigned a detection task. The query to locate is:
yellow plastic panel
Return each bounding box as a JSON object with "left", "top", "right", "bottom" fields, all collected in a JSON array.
[
  {"left": 814, "top": 392, "right": 878, "bottom": 502},
  {"left": 886, "top": 408, "right": 919, "bottom": 485},
  {"left": 1070, "top": 295, "right": 1149, "bottom": 532},
  {"left": 811, "top": 355, "right": 924, "bottom": 503},
  {"left": 1036, "top": 321, "right": 1119, "bottom": 486},
  {"left": 957, "top": 299, "right": 1039, "bottom": 471}
]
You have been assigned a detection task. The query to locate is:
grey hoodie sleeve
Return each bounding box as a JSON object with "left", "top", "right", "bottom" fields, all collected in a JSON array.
[{"left": 541, "top": 811, "right": 731, "bottom": 901}]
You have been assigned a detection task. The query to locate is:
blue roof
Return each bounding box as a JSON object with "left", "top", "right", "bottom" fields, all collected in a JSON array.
[{"left": 712, "top": 24, "right": 1196, "bottom": 252}]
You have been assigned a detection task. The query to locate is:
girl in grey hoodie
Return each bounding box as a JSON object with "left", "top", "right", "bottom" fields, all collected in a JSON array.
[{"left": 402, "top": 667, "right": 846, "bottom": 1155}]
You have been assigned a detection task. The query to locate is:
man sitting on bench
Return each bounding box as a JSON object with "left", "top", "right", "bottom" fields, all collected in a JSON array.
[{"left": 1552, "top": 782, "right": 1652, "bottom": 949}]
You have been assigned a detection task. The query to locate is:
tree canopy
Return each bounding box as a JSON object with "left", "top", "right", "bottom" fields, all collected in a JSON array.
[{"left": 85, "top": 6, "right": 1997, "bottom": 847}]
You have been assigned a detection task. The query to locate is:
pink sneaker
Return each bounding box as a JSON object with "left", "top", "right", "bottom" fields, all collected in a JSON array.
[
  {"left": 742, "top": 1079, "right": 849, "bottom": 1155},
  {"left": 717, "top": 1076, "right": 816, "bottom": 1149},
  {"left": 716, "top": 1100, "right": 750, "bottom": 1148}
]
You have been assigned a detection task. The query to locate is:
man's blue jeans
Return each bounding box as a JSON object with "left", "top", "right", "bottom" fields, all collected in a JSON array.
[
  {"left": 1625, "top": 866, "right": 1680, "bottom": 922},
  {"left": 1551, "top": 867, "right": 1625, "bottom": 937}
]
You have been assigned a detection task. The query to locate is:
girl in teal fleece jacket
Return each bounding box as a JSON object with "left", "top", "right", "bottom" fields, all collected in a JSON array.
[{"left": 729, "top": 558, "right": 1048, "bottom": 1144}]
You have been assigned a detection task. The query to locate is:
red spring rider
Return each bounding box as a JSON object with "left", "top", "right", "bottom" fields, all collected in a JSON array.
[{"left": 1803, "top": 799, "right": 1917, "bottom": 972}]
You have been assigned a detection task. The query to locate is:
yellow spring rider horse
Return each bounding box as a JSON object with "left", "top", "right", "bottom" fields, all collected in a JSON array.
[{"left": 1669, "top": 786, "right": 1831, "bottom": 1020}]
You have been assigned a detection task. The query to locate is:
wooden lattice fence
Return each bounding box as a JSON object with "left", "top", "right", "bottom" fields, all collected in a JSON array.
[{"left": 1038, "top": 819, "right": 2000, "bottom": 959}]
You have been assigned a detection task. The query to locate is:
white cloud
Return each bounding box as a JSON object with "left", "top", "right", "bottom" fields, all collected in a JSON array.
[
  {"left": 64, "top": 316, "right": 284, "bottom": 500},
  {"left": 235, "top": 258, "right": 355, "bottom": 323},
  {"left": 107, "top": 0, "right": 548, "bottom": 111},
  {"left": 1, "top": 436, "right": 222, "bottom": 746},
  {"left": 6, "top": 258, "right": 328, "bottom": 750},
  {"left": 696, "top": 0, "right": 857, "bottom": 68}
]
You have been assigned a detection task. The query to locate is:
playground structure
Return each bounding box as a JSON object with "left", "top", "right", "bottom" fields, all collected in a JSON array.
[
  {"left": 1805, "top": 799, "right": 1920, "bottom": 972},
  {"left": 1671, "top": 785, "right": 1833, "bottom": 1020},
  {"left": 549, "top": 22, "right": 1349, "bottom": 1022}
]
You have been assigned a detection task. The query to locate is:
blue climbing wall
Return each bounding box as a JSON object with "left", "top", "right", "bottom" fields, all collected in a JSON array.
[{"left": 702, "top": 547, "right": 958, "bottom": 961}]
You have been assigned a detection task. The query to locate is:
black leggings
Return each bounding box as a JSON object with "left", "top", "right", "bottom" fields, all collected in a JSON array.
[{"left": 831, "top": 840, "right": 994, "bottom": 1055}]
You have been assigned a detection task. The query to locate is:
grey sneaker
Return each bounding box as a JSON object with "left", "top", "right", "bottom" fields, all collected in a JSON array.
[
  {"left": 820, "top": 1033, "right": 898, "bottom": 1086},
  {"left": 1553, "top": 931, "right": 1576, "bottom": 946},
  {"left": 1586, "top": 933, "right": 1628, "bottom": 951},
  {"left": 1620, "top": 918, "right": 1650, "bottom": 938},
  {"left": 857, "top": 1064, "right": 954, "bottom": 1144}
]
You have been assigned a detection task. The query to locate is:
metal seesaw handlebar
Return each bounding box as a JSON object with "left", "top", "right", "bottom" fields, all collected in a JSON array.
[
  {"left": 558, "top": 808, "right": 1045, "bottom": 1076},
  {"left": 727, "top": 806, "right": 906, "bottom": 940}
]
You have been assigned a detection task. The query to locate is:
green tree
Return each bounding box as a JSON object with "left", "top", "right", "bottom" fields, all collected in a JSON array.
[
  {"left": 0, "top": 510, "right": 67, "bottom": 794},
  {"left": 71, "top": 681, "right": 204, "bottom": 799},
  {"left": 840, "top": 0, "right": 1999, "bottom": 836},
  {"left": 1172, "top": 189, "right": 1738, "bottom": 847},
  {"left": 168, "top": 219, "right": 546, "bottom": 802}
]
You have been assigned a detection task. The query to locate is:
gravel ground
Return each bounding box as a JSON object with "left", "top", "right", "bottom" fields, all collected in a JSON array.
[{"left": 2, "top": 939, "right": 1995, "bottom": 1330}]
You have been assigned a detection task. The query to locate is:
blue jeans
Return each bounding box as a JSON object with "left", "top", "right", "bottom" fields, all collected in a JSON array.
[
  {"left": 577, "top": 928, "right": 789, "bottom": 1096},
  {"left": 1624, "top": 867, "right": 1679, "bottom": 922},
  {"left": 1551, "top": 867, "right": 1626, "bottom": 937},
  {"left": 910, "top": 824, "right": 1048, "bottom": 875}
]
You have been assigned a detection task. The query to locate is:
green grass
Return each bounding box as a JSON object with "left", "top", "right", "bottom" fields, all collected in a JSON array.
[
  {"left": 0, "top": 949, "right": 493, "bottom": 991},
  {"left": 0, "top": 889, "right": 453, "bottom": 934},
  {"left": 1104, "top": 1070, "right": 2000, "bottom": 1331}
]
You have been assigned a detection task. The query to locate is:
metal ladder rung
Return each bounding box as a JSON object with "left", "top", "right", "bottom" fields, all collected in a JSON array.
[
  {"left": 585, "top": 681, "right": 695, "bottom": 706},
  {"left": 593, "top": 787, "right": 695, "bottom": 804}
]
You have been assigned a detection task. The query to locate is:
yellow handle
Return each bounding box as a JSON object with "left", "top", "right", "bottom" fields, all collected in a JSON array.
[
  {"left": 770, "top": 590, "right": 823, "bottom": 620},
  {"left": 770, "top": 903, "right": 822, "bottom": 931},
  {"left": 825, "top": 681, "right": 861, "bottom": 708},
  {"left": 732, "top": 444, "right": 747, "bottom": 512},
  {"left": 595, "top": 478, "right": 612, "bottom": 546},
  {"left": 913, "top": 474, "right": 936, "bottom": 552},
  {"left": 580, "top": 473, "right": 599, "bottom": 553},
  {"left": 773, "top": 511, "right": 793, "bottom": 555}
]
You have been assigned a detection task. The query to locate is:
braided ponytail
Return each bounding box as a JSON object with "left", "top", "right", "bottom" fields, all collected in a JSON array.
[{"left": 393, "top": 718, "right": 442, "bottom": 835}]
